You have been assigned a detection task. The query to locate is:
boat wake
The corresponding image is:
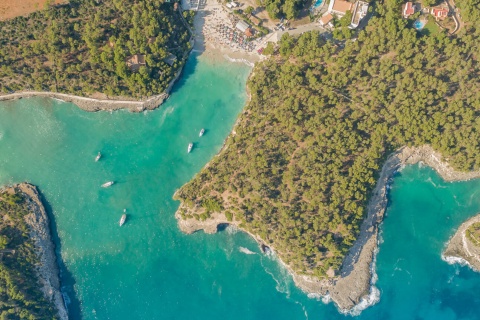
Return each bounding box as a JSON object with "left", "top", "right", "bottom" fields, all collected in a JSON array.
[
  {"left": 238, "top": 246, "right": 256, "bottom": 255},
  {"left": 158, "top": 105, "right": 175, "bottom": 126}
]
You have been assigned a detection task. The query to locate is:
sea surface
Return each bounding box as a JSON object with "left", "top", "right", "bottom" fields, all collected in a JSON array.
[{"left": 1, "top": 54, "right": 480, "bottom": 319}]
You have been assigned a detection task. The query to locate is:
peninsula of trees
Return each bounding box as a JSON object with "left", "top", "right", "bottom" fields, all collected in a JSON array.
[
  {"left": 175, "top": 0, "right": 480, "bottom": 279},
  {"left": 0, "top": 186, "right": 64, "bottom": 319},
  {"left": 0, "top": 0, "right": 193, "bottom": 99}
]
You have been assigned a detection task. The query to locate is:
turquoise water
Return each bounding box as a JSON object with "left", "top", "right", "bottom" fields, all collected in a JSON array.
[{"left": 1, "top": 54, "right": 480, "bottom": 319}]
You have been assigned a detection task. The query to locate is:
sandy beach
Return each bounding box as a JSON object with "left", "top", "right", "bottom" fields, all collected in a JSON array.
[{"left": 188, "top": 0, "right": 264, "bottom": 65}]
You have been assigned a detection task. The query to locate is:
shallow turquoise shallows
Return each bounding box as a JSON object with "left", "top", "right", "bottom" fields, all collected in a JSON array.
[{"left": 1, "top": 54, "right": 480, "bottom": 319}]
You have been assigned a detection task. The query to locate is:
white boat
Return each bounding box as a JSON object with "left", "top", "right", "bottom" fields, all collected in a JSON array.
[
  {"left": 199, "top": 129, "right": 205, "bottom": 137},
  {"left": 101, "top": 181, "right": 114, "bottom": 188},
  {"left": 95, "top": 152, "right": 101, "bottom": 162},
  {"left": 187, "top": 143, "right": 193, "bottom": 153},
  {"left": 119, "top": 212, "right": 127, "bottom": 226}
]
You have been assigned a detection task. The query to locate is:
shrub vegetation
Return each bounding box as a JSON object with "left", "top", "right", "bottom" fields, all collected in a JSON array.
[
  {"left": 0, "top": 0, "right": 192, "bottom": 99},
  {"left": 176, "top": 0, "right": 480, "bottom": 277}
]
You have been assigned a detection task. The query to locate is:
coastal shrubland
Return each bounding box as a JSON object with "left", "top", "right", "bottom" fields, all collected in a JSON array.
[
  {"left": 466, "top": 222, "right": 480, "bottom": 246},
  {"left": 0, "top": 0, "right": 192, "bottom": 99},
  {"left": 176, "top": 0, "right": 480, "bottom": 277},
  {"left": 0, "top": 190, "right": 57, "bottom": 319}
]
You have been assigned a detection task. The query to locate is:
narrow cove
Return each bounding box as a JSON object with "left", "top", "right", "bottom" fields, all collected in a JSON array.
[{"left": 1, "top": 53, "right": 480, "bottom": 319}]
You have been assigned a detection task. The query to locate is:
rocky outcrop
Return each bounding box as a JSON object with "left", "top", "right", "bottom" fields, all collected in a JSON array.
[
  {"left": 15, "top": 183, "right": 68, "bottom": 320},
  {"left": 443, "top": 214, "right": 480, "bottom": 272},
  {"left": 174, "top": 145, "right": 480, "bottom": 312}
]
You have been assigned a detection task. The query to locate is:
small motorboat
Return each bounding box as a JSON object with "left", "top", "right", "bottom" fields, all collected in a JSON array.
[
  {"left": 101, "top": 181, "right": 114, "bottom": 188},
  {"left": 187, "top": 143, "right": 193, "bottom": 153},
  {"left": 95, "top": 152, "right": 101, "bottom": 162},
  {"left": 119, "top": 211, "right": 127, "bottom": 226},
  {"left": 199, "top": 129, "right": 205, "bottom": 137}
]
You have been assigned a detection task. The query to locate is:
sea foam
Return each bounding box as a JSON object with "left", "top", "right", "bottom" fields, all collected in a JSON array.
[
  {"left": 223, "top": 55, "right": 255, "bottom": 67},
  {"left": 238, "top": 246, "right": 256, "bottom": 255}
]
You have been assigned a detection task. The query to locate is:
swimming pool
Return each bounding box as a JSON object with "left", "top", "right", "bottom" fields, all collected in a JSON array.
[
  {"left": 414, "top": 19, "right": 426, "bottom": 30},
  {"left": 313, "top": 0, "right": 324, "bottom": 8}
]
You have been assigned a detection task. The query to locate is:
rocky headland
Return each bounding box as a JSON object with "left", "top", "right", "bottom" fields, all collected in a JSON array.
[
  {"left": 443, "top": 214, "right": 480, "bottom": 271},
  {"left": 174, "top": 145, "right": 480, "bottom": 312},
  {"left": 2, "top": 183, "right": 68, "bottom": 320}
]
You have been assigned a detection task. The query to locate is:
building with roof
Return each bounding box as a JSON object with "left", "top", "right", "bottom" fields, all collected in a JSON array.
[
  {"left": 319, "top": 13, "right": 334, "bottom": 27},
  {"left": 403, "top": 2, "right": 416, "bottom": 18},
  {"left": 431, "top": 6, "right": 448, "bottom": 20},
  {"left": 235, "top": 20, "right": 250, "bottom": 33},
  {"left": 126, "top": 54, "right": 146, "bottom": 72},
  {"left": 350, "top": 0, "right": 369, "bottom": 28},
  {"left": 328, "top": 0, "right": 353, "bottom": 17}
]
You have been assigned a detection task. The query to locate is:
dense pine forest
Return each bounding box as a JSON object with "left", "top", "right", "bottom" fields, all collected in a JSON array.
[
  {"left": 0, "top": 0, "right": 193, "bottom": 99},
  {"left": 0, "top": 190, "right": 57, "bottom": 319},
  {"left": 176, "top": 0, "right": 480, "bottom": 277}
]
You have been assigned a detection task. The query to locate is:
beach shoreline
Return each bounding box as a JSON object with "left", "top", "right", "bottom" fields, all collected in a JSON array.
[
  {"left": 0, "top": 1, "right": 263, "bottom": 112},
  {"left": 189, "top": 0, "right": 263, "bottom": 65},
  {"left": 174, "top": 145, "right": 480, "bottom": 312}
]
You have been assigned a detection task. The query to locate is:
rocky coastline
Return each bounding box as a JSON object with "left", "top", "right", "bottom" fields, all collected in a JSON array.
[
  {"left": 0, "top": 65, "right": 184, "bottom": 113},
  {"left": 13, "top": 183, "right": 68, "bottom": 320},
  {"left": 443, "top": 214, "right": 480, "bottom": 272},
  {"left": 174, "top": 145, "right": 480, "bottom": 312}
]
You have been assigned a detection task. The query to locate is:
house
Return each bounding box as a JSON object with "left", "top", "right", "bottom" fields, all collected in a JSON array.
[
  {"left": 350, "top": 0, "right": 369, "bottom": 28},
  {"left": 164, "top": 53, "right": 177, "bottom": 66},
  {"left": 245, "top": 28, "right": 254, "bottom": 37},
  {"left": 431, "top": 6, "right": 448, "bottom": 20},
  {"left": 226, "top": 1, "right": 238, "bottom": 8},
  {"left": 126, "top": 54, "right": 146, "bottom": 72},
  {"left": 328, "top": 0, "right": 353, "bottom": 17},
  {"left": 319, "top": 13, "right": 334, "bottom": 27},
  {"left": 235, "top": 20, "right": 250, "bottom": 33},
  {"left": 403, "top": 2, "right": 416, "bottom": 18}
]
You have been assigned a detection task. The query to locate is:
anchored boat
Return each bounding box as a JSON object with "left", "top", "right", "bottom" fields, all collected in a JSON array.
[
  {"left": 199, "top": 129, "right": 205, "bottom": 137},
  {"left": 187, "top": 143, "right": 193, "bottom": 153},
  {"left": 119, "top": 214, "right": 127, "bottom": 226},
  {"left": 119, "top": 209, "right": 127, "bottom": 226},
  {"left": 95, "top": 152, "right": 101, "bottom": 162},
  {"left": 101, "top": 181, "right": 114, "bottom": 188}
]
